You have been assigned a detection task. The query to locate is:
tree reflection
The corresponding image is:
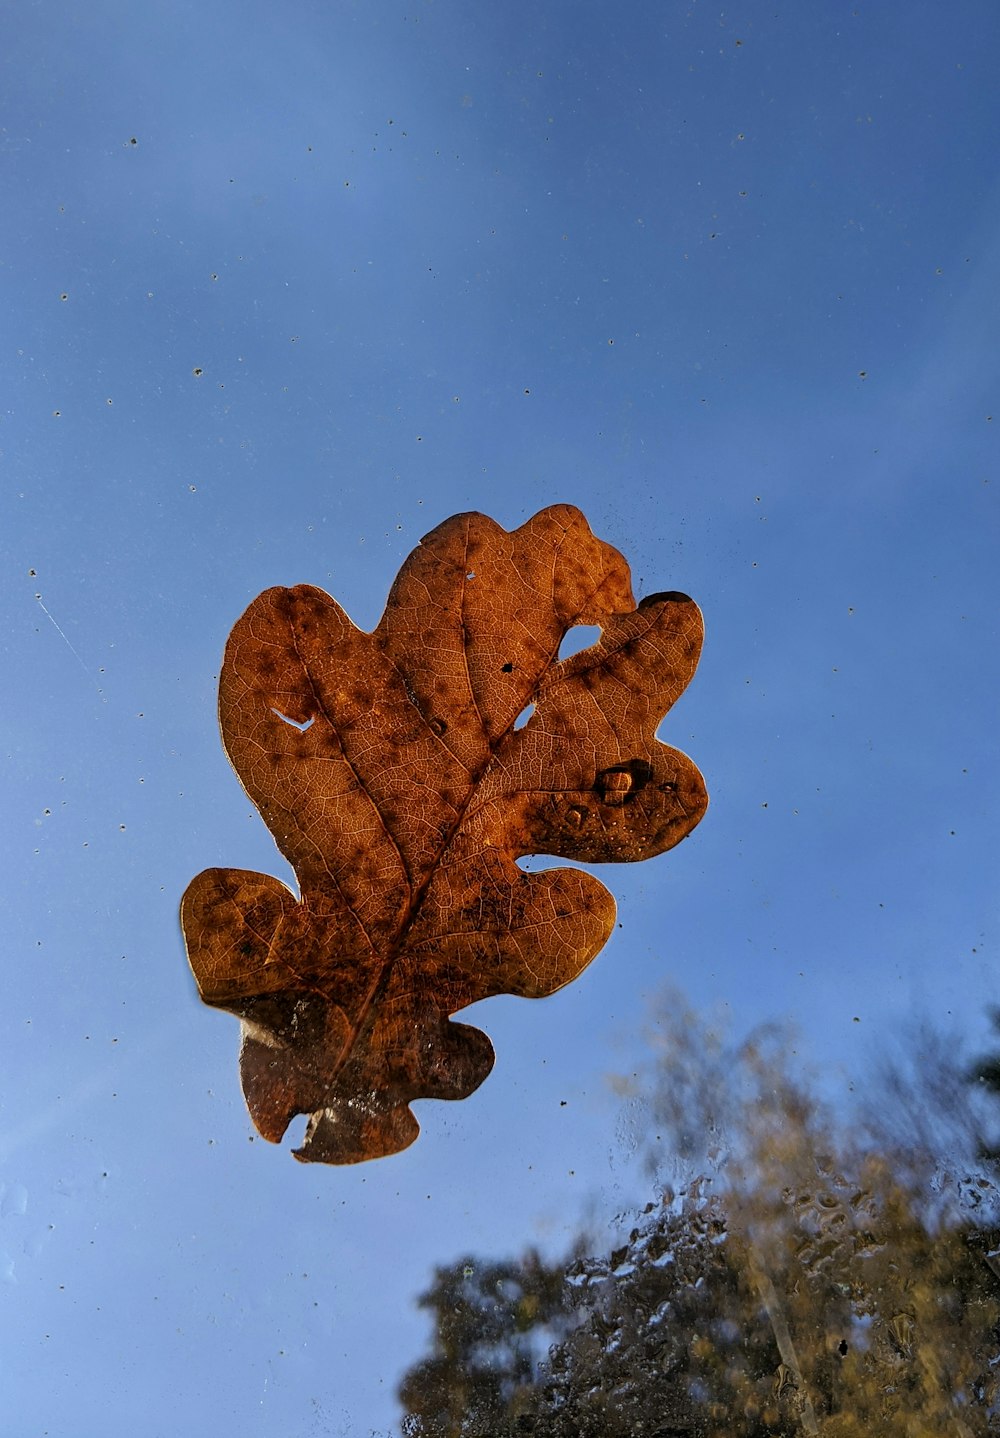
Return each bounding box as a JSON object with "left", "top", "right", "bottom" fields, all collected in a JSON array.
[{"left": 398, "top": 995, "right": 1000, "bottom": 1436}]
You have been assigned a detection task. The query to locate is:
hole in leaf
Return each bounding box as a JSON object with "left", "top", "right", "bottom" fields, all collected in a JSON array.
[
  {"left": 285, "top": 1113, "right": 310, "bottom": 1150},
  {"left": 513, "top": 702, "right": 535, "bottom": 730},
  {"left": 558, "top": 624, "right": 601, "bottom": 660},
  {"left": 271, "top": 708, "right": 314, "bottom": 732}
]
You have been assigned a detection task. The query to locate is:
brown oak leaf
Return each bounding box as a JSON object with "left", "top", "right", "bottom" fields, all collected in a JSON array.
[{"left": 180, "top": 504, "right": 707, "bottom": 1163}]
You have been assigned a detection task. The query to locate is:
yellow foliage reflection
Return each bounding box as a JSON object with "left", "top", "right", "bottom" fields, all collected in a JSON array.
[{"left": 400, "top": 997, "right": 1000, "bottom": 1436}]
